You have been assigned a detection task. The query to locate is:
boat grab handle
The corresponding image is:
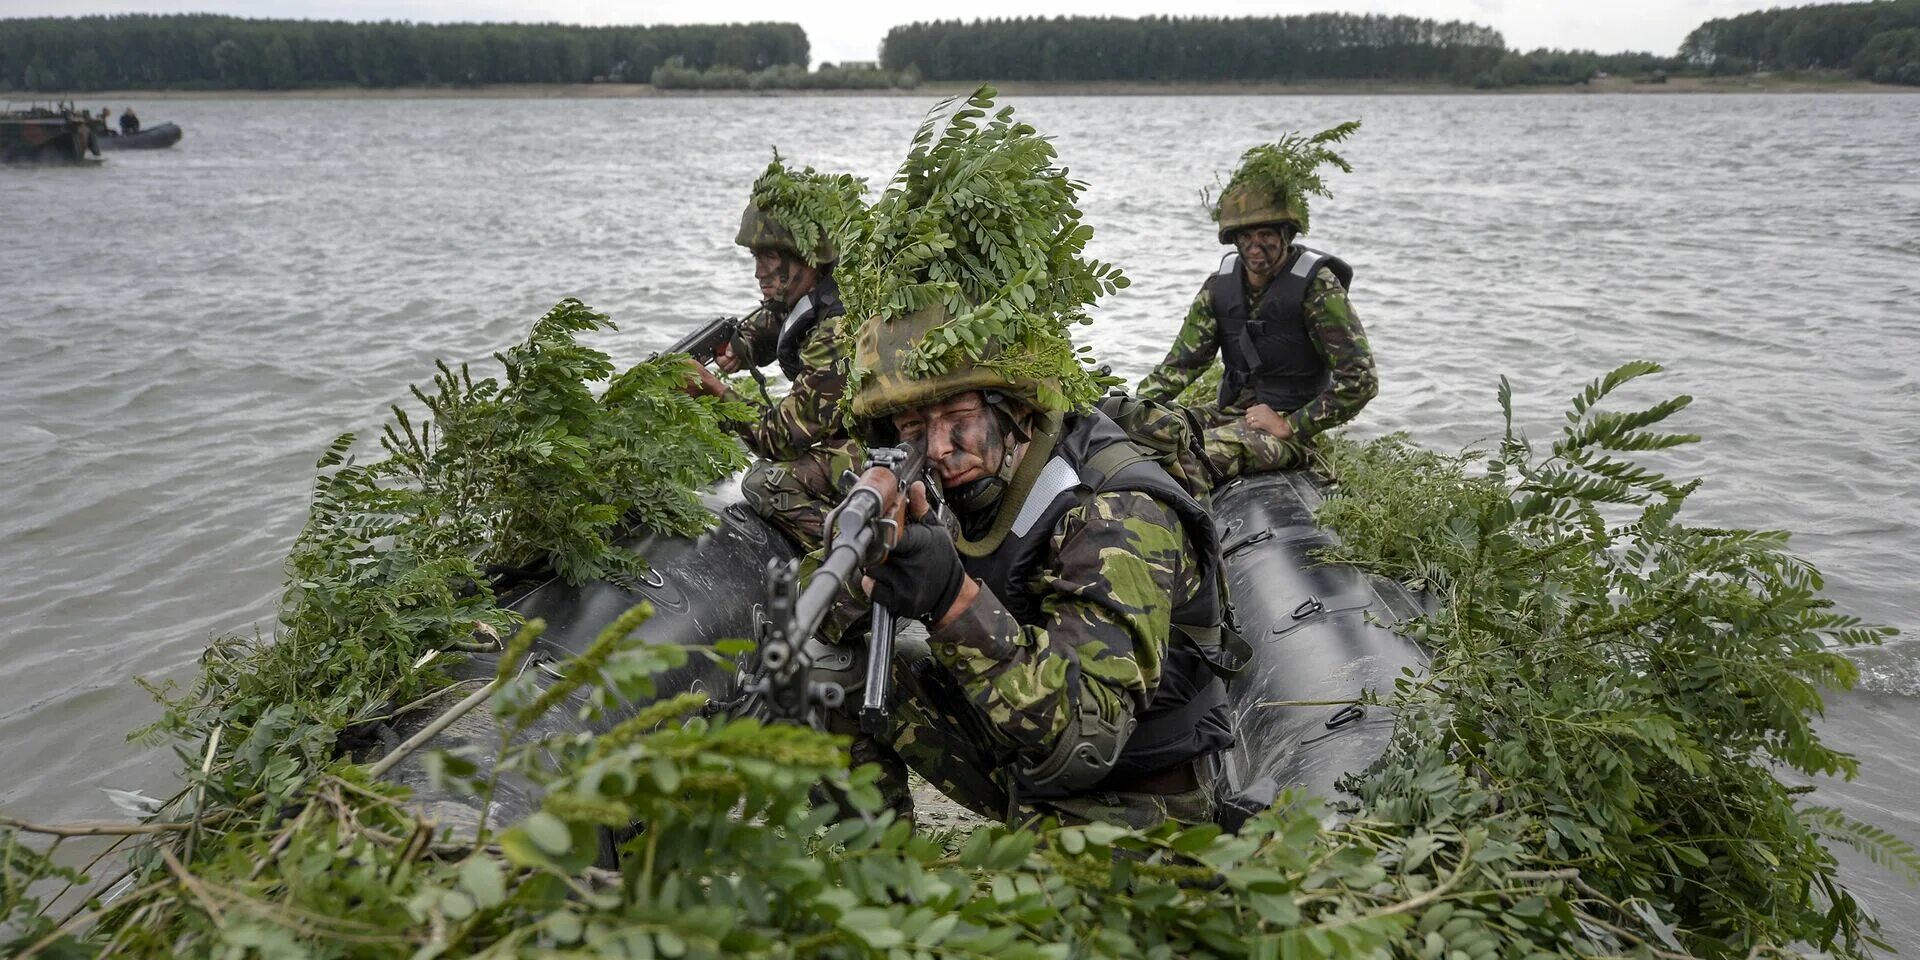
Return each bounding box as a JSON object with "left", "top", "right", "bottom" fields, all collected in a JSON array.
[
  {"left": 1325, "top": 704, "right": 1366, "bottom": 729},
  {"left": 1292, "top": 596, "right": 1324, "bottom": 620},
  {"left": 1222, "top": 526, "right": 1274, "bottom": 560}
]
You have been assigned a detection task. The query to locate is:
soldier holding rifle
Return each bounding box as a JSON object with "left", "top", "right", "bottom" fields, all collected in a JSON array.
[{"left": 681, "top": 156, "right": 866, "bottom": 549}]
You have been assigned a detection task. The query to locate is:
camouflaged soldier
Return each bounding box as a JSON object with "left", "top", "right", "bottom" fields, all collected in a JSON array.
[
  {"left": 839, "top": 305, "right": 1240, "bottom": 830},
  {"left": 683, "top": 196, "right": 860, "bottom": 549},
  {"left": 1137, "top": 174, "right": 1378, "bottom": 481}
]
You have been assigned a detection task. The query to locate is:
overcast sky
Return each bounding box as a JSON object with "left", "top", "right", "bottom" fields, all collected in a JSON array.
[{"left": 0, "top": 0, "right": 1838, "bottom": 62}]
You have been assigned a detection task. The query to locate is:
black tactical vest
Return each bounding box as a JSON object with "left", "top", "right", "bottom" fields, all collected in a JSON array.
[
  {"left": 775, "top": 275, "right": 844, "bottom": 381},
  {"left": 962, "top": 411, "right": 1237, "bottom": 790},
  {"left": 1210, "top": 246, "right": 1353, "bottom": 412}
]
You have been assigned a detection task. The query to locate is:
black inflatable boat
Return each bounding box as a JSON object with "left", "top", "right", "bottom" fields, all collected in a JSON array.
[
  {"left": 379, "top": 470, "right": 1427, "bottom": 831},
  {"left": 99, "top": 122, "right": 182, "bottom": 150}
]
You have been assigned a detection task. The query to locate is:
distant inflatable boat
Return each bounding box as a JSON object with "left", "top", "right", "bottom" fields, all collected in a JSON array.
[
  {"left": 99, "top": 123, "right": 182, "bottom": 150},
  {"left": 377, "top": 469, "right": 1428, "bottom": 833}
]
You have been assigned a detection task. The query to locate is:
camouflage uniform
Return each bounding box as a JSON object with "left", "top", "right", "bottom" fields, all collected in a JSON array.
[
  {"left": 859, "top": 486, "right": 1219, "bottom": 829},
  {"left": 726, "top": 198, "right": 861, "bottom": 550},
  {"left": 725, "top": 290, "right": 860, "bottom": 550},
  {"left": 1137, "top": 261, "right": 1376, "bottom": 481}
]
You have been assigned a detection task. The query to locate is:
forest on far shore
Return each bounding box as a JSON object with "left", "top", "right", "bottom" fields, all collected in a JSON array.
[{"left": 4, "top": 1, "right": 1918, "bottom": 94}]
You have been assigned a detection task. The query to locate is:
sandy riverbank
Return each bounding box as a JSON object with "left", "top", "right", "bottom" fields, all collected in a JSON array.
[{"left": 35, "top": 73, "right": 1915, "bottom": 101}]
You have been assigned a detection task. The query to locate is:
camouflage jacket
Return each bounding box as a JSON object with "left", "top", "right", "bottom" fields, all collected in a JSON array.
[
  {"left": 929, "top": 488, "right": 1201, "bottom": 773},
  {"left": 721, "top": 287, "right": 853, "bottom": 462},
  {"left": 1137, "top": 261, "right": 1377, "bottom": 439}
]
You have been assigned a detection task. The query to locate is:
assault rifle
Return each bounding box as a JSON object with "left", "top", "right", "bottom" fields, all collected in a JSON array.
[
  {"left": 744, "top": 444, "right": 933, "bottom": 728},
  {"left": 657, "top": 314, "right": 743, "bottom": 364},
  {"left": 655, "top": 306, "right": 772, "bottom": 401}
]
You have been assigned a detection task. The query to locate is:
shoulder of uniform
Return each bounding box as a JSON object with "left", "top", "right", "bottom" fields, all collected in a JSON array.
[
  {"left": 1065, "top": 487, "right": 1186, "bottom": 534},
  {"left": 1307, "top": 263, "right": 1350, "bottom": 296}
]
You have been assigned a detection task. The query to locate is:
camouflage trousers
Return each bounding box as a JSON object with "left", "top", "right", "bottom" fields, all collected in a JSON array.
[
  {"left": 831, "top": 630, "right": 1215, "bottom": 830},
  {"left": 739, "top": 439, "right": 862, "bottom": 552},
  {"left": 1185, "top": 403, "right": 1312, "bottom": 483}
]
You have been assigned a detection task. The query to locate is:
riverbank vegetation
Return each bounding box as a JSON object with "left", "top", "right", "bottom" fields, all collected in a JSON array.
[
  {"left": 650, "top": 58, "right": 921, "bottom": 91},
  {"left": 0, "top": 14, "right": 807, "bottom": 91},
  {"left": 2, "top": 299, "right": 1913, "bottom": 958},
  {"left": 1683, "top": 0, "right": 1920, "bottom": 85},
  {"left": 9, "top": 2, "right": 1920, "bottom": 95}
]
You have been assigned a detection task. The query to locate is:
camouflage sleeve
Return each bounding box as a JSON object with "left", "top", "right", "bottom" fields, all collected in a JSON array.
[
  {"left": 1286, "top": 266, "right": 1377, "bottom": 439},
  {"left": 1136, "top": 283, "right": 1221, "bottom": 403},
  {"left": 733, "top": 305, "right": 781, "bottom": 370},
  {"left": 925, "top": 490, "right": 1197, "bottom": 766},
  {"left": 721, "top": 317, "right": 848, "bottom": 461}
]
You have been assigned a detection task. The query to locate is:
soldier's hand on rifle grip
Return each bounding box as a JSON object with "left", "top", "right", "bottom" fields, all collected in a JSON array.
[
  {"left": 864, "top": 482, "right": 969, "bottom": 625},
  {"left": 714, "top": 340, "right": 744, "bottom": 374},
  {"left": 680, "top": 357, "right": 726, "bottom": 399}
]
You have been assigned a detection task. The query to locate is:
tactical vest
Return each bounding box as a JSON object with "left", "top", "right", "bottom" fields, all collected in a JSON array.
[
  {"left": 776, "top": 275, "right": 844, "bottom": 381},
  {"left": 1210, "top": 246, "right": 1353, "bottom": 413},
  {"left": 961, "top": 411, "right": 1239, "bottom": 792}
]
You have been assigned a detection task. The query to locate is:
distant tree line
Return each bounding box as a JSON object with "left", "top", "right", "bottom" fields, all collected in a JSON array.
[
  {"left": 879, "top": 15, "right": 1511, "bottom": 83},
  {"left": 1470, "top": 49, "right": 1680, "bottom": 88},
  {"left": 1681, "top": 0, "right": 1920, "bottom": 83},
  {"left": 650, "top": 58, "right": 920, "bottom": 91},
  {"left": 0, "top": 14, "right": 808, "bottom": 91}
]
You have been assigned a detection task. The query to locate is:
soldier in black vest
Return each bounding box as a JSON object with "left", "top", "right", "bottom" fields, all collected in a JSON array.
[
  {"left": 841, "top": 304, "right": 1243, "bottom": 828},
  {"left": 1137, "top": 150, "right": 1378, "bottom": 482},
  {"left": 682, "top": 165, "right": 862, "bottom": 550}
]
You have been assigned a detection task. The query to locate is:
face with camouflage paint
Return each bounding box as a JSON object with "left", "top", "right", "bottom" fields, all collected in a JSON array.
[
  {"left": 1233, "top": 226, "right": 1290, "bottom": 283},
  {"left": 890, "top": 391, "right": 1023, "bottom": 494},
  {"left": 751, "top": 248, "right": 817, "bottom": 307}
]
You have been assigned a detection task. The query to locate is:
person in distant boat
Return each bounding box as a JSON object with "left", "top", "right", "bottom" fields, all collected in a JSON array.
[
  {"left": 120, "top": 107, "right": 139, "bottom": 135},
  {"left": 99, "top": 108, "right": 112, "bottom": 133},
  {"left": 679, "top": 158, "right": 860, "bottom": 551},
  {"left": 1137, "top": 127, "right": 1377, "bottom": 482}
]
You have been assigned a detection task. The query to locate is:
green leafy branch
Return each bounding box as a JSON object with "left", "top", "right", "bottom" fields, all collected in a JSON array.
[
  {"left": 841, "top": 84, "right": 1126, "bottom": 413},
  {"left": 1207, "top": 121, "right": 1361, "bottom": 234}
]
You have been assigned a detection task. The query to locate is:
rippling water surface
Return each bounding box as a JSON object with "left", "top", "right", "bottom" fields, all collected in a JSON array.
[{"left": 4, "top": 93, "right": 1917, "bottom": 938}]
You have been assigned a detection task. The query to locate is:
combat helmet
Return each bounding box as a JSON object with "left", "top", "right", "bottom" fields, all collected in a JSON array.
[
  {"left": 1213, "top": 180, "right": 1306, "bottom": 245},
  {"left": 734, "top": 202, "right": 838, "bottom": 267},
  {"left": 846, "top": 303, "right": 1060, "bottom": 445},
  {"left": 1210, "top": 121, "right": 1361, "bottom": 244}
]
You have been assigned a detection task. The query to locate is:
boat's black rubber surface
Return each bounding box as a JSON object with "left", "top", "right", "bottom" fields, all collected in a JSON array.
[
  {"left": 1212, "top": 471, "right": 1429, "bottom": 812},
  {"left": 99, "top": 123, "right": 182, "bottom": 149}
]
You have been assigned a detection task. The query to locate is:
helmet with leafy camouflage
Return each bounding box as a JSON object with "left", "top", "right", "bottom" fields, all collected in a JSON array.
[
  {"left": 1213, "top": 180, "right": 1306, "bottom": 244},
  {"left": 734, "top": 202, "right": 838, "bottom": 267},
  {"left": 1211, "top": 121, "right": 1361, "bottom": 244},
  {"left": 846, "top": 304, "right": 1059, "bottom": 443}
]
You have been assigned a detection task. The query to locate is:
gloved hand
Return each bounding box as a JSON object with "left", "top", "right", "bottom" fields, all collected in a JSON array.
[{"left": 866, "top": 513, "right": 967, "bottom": 623}]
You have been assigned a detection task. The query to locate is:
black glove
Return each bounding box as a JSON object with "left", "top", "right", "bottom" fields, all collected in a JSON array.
[{"left": 866, "top": 517, "right": 967, "bottom": 623}]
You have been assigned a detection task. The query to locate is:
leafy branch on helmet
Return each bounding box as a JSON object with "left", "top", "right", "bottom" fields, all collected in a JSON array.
[
  {"left": 840, "top": 84, "right": 1127, "bottom": 415},
  {"left": 1208, "top": 121, "right": 1361, "bottom": 236},
  {"left": 745, "top": 151, "right": 870, "bottom": 268}
]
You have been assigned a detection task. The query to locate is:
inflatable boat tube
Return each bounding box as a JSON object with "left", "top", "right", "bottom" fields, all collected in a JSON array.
[
  {"left": 99, "top": 123, "right": 182, "bottom": 150},
  {"left": 1213, "top": 471, "right": 1430, "bottom": 812},
  {"left": 378, "top": 470, "right": 1428, "bottom": 833},
  {"left": 376, "top": 485, "right": 795, "bottom": 834}
]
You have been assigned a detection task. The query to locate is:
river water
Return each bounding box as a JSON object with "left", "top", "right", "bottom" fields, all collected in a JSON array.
[{"left": 4, "top": 93, "right": 1917, "bottom": 938}]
